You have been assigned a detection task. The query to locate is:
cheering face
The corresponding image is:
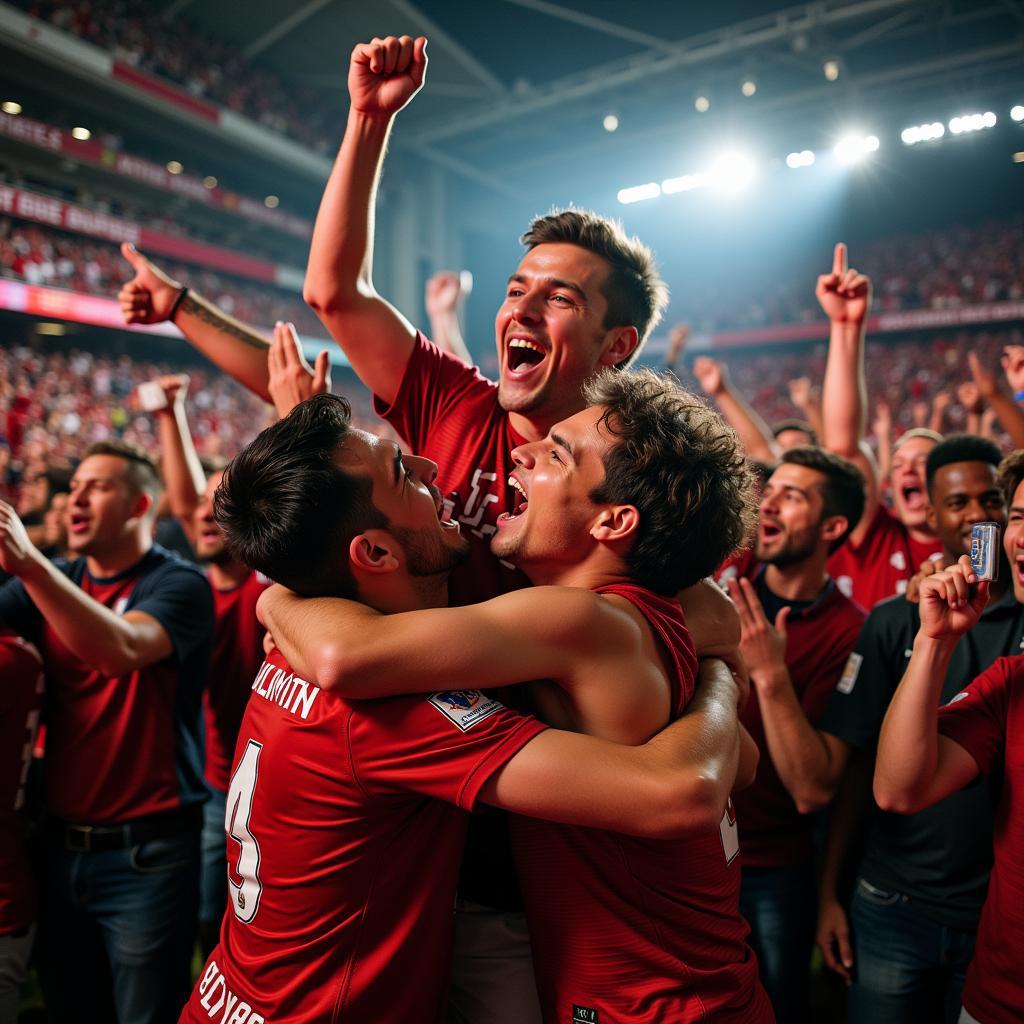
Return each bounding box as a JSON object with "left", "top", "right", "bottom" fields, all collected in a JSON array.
[
  {"left": 755, "top": 463, "right": 830, "bottom": 567},
  {"left": 493, "top": 405, "right": 618, "bottom": 573},
  {"left": 926, "top": 461, "right": 1006, "bottom": 563},
  {"left": 194, "top": 470, "right": 229, "bottom": 564},
  {"left": 66, "top": 455, "right": 147, "bottom": 556},
  {"left": 495, "top": 244, "right": 629, "bottom": 422},
  {"left": 1003, "top": 479, "right": 1024, "bottom": 603},
  {"left": 891, "top": 436, "right": 937, "bottom": 530}
]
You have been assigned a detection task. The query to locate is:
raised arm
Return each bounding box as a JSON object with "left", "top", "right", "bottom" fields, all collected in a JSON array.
[
  {"left": 479, "top": 657, "right": 744, "bottom": 837},
  {"left": 819, "top": 243, "right": 878, "bottom": 543},
  {"left": 266, "top": 321, "right": 332, "bottom": 419},
  {"left": 969, "top": 350, "right": 1024, "bottom": 450},
  {"left": 692, "top": 356, "right": 777, "bottom": 463},
  {"left": 874, "top": 557, "right": 986, "bottom": 813},
  {"left": 118, "top": 243, "right": 273, "bottom": 402},
  {"left": 303, "top": 36, "right": 427, "bottom": 404},
  {"left": 150, "top": 375, "right": 206, "bottom": 536},
  {"left": 425, "top": 271, "right": 472, "bottom": 365},
  {"left": 258, "top": 584, "right": 632, "bottom": 697}
]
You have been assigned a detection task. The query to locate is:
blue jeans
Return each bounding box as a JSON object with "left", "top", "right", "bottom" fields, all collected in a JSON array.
[
  {"left": 36, "top": 828, "right": 200, "bottom": 1024},
  {"left": 849, "top": 877, "right": 976, "bottom": 1024},
  {"left": 199, "top": 788, "right": 227, "bottom": 928},
  {"left": 740, "top": 862, "right": 816, "bottom": 1024}
]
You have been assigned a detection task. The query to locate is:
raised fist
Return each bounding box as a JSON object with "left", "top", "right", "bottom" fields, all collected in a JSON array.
[
  {"left": 118, "top": 243, "right": 182, "bottom": 325},
  {"left": 666, "top": 323, "right": 690, "bottom": 366},
  {"left": 425, "top": 271, "right": 464, "bottom": 319},
  {"left": 349, "top": 35, "right": 428, "bottom": 118},
  {"left": 815, "top": 242, "right": 871, "bottom": 325},
  {"left": 692, "top": 356, "right": 727, "bottom": 397},
  {"left": 787, "top": 376, "right": 814, "bottom": 410}
]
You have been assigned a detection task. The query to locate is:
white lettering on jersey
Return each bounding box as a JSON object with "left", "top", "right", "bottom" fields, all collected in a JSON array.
[
  {"left": 251, "top": 662, "right": 319, "bottom": 720},
  {"left": 836, "top": 652, "right": 863, "bottom": 695},
  {"left": 428, "top": 690, "right": 502, "bottom": 732},
  {"left": 836, "top": 575, "right": 854, "bottom": 599},
  {"left": 890, "top": 550, "right": 907, "bottom": 572},
  {"left": 197, "top": 960, "right": 266, "bottom": 1023},
  {"left": 459, "top": 468, "right": 499, "bottom": 536},
  {"left": 945, "top": 691, "right": 970, "bottom": 707}
]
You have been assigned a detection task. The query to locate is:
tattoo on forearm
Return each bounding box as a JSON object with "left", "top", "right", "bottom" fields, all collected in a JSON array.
[{"left": 180, "top": 294, "right": 269, "bottom": 349}]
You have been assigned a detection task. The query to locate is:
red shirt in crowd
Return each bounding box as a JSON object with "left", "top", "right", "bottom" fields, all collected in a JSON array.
[
  {"left": 0, "top": 636, "right": 43, "bottom": 935},
  {"left": 512, "top": 583, "right": 772, "bottom": 1024},
  {"left": 182, "top": 648, "right": 546, "bottom": 1024},
  {"left": 204, "top": 571, "right": 270, "bottom": 793},
  {"left": 937, "top": 655, "right": 1024, "bottom": 1024},
  {"left": 719, "top": 553, "right": 866, "bottom": 866},
  {"left": 828, "top": 504, "right": 941, "bottom": 611}
]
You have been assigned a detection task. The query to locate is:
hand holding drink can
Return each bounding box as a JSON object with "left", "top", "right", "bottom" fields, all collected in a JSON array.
[{"left": 970, "top": 522, "right": 1000, "bottom": 582}]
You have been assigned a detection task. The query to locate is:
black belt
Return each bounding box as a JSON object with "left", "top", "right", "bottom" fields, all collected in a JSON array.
[{"left": 49, "top": 803, "right": 203, "bottom": 853}]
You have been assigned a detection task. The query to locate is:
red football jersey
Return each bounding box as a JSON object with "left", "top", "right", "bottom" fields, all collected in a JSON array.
[
  {"left": 375, "top": 332, "right": 529, "bottom": 607},
  {"left": 0, "top": 636, "right": 43, "bottom": 934},
  {"left": 511, "top": 584, "right": 772, "bottom": 1023},
  {"left": 205, "top": 571, "right": 270, "bottom": 793},
  {"left": 937, "top": 656, "right": 1024, "bottom": 1024},
  {"left": 181, "top": 648, "right": 546, "bottom": 1024},
  {"left": 828, "top": 504, "right": 941, "bottom": 611}
]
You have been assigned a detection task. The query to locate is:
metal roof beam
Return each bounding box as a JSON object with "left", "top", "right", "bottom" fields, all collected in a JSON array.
[
  {"left": 496, "top": 0, "right": 675, "bottom": 53},
  {"left": 243, "top": 0, "right": 337, "bottom": 58}
]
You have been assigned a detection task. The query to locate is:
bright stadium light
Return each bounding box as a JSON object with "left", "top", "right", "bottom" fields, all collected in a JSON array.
[
  {"left": 695, "top": 94, "right": 710, "bottom": 113},
  {"left": 901, "top": 122, "right": 945, "bottom": 145},
  {"left": 741, "top": 77, "right": 757, "bottom": 98},
  {"left": 602, "top": 113, "right": 619, "bottom": 132},
  {"left": 949, "top": 112, "right": 997, "bottom": 135},
  {"left": 662, "top": 173, "right": 706, "bottom": 194},
  {"left": 264, "top": 195, "right": 280, "bottom": 208},
  {"left": 617, "top": 182, "right": 661, "bottom": 205},
  {"left": 785, "top": 150, "right": 815, "bottom": 168},
  {"left": 71, "top": 126, "right": 91, "bottom": 141},
  {"left": 823, "top": 59, "right": 840, "bottom": 82},
  {"left": 203, "top": 176, "right": 218, "bottom": 189},
  {"left": 1011, "top": 105, "right": 1024, "bottom": 122},
  {"left": 709, "top": 152, "right": 757, "bottom": 193},
  {"left": 2, "top": 101, "right": 22, "bottom": 115},
  {"left": 1013, "top": 152, "right": 1024, "bottom": 164},
  {"left": 166, "top": 160, "right": 183, "bottom": 174},
  {"left": 834, "top": 133, "right": 879, "bottom": 164}
]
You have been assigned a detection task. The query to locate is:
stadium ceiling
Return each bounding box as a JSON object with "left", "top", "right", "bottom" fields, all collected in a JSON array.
[{"left": 178, "top": 0, "right": 1024, "bottom": 192}]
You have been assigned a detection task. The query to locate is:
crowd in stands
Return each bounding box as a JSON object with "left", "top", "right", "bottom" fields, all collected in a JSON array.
[
  {"left": 0, "top": 219, "right": 322, "bottom": 333},
  {"left": 14, "top": 0, "right": 340, "bottom": 153}
]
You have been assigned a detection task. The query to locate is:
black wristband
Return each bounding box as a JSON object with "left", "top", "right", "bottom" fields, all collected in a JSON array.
[{"left": 168, "top": 286, "right": 189, "bottom": 322}]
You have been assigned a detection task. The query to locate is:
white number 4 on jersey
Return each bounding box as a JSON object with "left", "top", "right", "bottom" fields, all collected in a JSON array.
[{"left": 226, "top": 739, "right": 264, "bottom": 923}]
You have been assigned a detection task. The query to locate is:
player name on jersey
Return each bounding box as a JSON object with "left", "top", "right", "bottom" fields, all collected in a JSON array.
[
  {"left": 251, "top": 661, "right": 319, "bottom": 721},
  {"left": 196, "top": 960, "right": 266, "bottom": 1024}
]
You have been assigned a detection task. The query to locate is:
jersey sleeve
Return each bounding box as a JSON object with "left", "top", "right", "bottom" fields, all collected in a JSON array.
[
  {"left": 937, "top": 657, "right": 1014, "bottom": 777},
  {"left": 129, "top": 561, "right": 215, "bottom": 666},
  {"left": 373, "top": 332, "right": 497, "bottom": 452},
  {"left": 801, "top": 612, "right": 864, "bottom": 724},
  {"left": 817, "top": 604, "right": 900, "bottom": 749},
  {"left": 348, "top": 690, "right": 547, "bottom": 811},
  {"left": 0, "top": 577, "right": 41, "bottom": 639}
]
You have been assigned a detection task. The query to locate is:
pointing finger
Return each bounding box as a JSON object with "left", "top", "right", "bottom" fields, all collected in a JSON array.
[{"left": 832, "top": 242, "right": 846, "bottom": 277}]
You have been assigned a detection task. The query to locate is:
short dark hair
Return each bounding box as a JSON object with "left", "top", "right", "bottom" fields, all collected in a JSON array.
[
  {"left": 214, "top": 395, "right": 386, "bottom": 597},
  {"left": 772, "top": 419, "right": 819, "bottom": 446},
  {"left": 522, "top": 209, "right": 668, "bottom": 365},
  {"left": 925, "top": 434, "right": 1003, "bottom": 497},
  {"left": 997, "top": 449, "right": 1024, "bottom": 506},
  {"left": 584, "top": 368, "right": 757, "bottom": 594},
  {"left": 780, "top": 446, "right": 866, "bottom": 553},
  {"left": 83, "top": 440, "right": 161, "bottom": 499}
]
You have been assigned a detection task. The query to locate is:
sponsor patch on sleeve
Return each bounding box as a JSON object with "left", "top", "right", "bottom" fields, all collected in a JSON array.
[
  {"left": 836, "top": 651, "right": 863, "bottom": 694},
  {"left": 428, "top": 690, "right": 503, "bottom": 731}
]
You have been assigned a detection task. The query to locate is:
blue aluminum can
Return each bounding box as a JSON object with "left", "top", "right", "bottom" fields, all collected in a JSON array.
[{"left": 970, "top": 522, "right": 1000, "bottom": 581}]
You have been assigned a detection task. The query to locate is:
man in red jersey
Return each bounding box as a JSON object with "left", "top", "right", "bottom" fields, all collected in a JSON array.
[
  {"left": 0, "top": 442, "right": 214, "bottom": 1024},
  {"left": 258, "top": 375, "right": 773, "bottom": 1024},
  {"left": 715, "top": 447, "right": 866, "bottom": 1022},
  {"left": 875, "top": 538, "right": 1024, "bottom": 1024},
  {"left": 817, "top": 243, "right": 942, "bottom": 609},
  {"left": 0, "top": 634, "right": 43, "bottom": 1024},
  {"left": 179, "top": 392, "right": 754, "bottom": 1024}
]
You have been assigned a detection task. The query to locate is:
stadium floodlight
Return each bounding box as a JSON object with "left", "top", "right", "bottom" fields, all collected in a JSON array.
[
  {"left": 834, "top": 133, "right": 879, "bottom": 164},
  {"left": 709, "top": 152, "right": 757, "bottom": 193},
  {"left": 1011, "top": 106, "right": 1024, "bottom": 122},
  {"left": 741, "top": 77, "right": 757, "bottom": 98},
  {"left": 203, "top": 176, "right": 218, "bottom": 189},
  {"left": 166, "top": 160, "right": 183, "bottom": 174},
  {"left": 949, "top": 112, "right": 997, "bottom": 135},
  {"left": 823, "top": 59, "right": 840, "bottom": 82},
  {"left": 785, "top": 150, "right": 815, "bottom": 168},
  {"left": 603, "top": 113, "right": 619, "bottom": 133},
  {"left": 617, "top": 182, "right": 661, "bottom": 205},
  {"left": 695, "top": 95, "right": 710, "bottom": 113},
  {"left": 2, "top": 101, "right": 22, "bottom": 115},
  {"left": 264, "top": 195, "right": 280, "bottom": 209},
  {"left": 901, "top": 122, "right": 945, "bottom": 145},
  {"left": 71, "top": 127, "right": 91, "bottom": 141},
  {"left": 1013, "top": 152, "right": 1024, "bottom": 164},
  {"left": 662, "top": 173, "right": 706, "bottom": 194}
]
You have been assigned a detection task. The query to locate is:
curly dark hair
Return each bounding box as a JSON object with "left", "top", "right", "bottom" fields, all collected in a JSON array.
[
  {"left": 583, "top": 368, "right": 757, "bottom": 593},
  {"left": 522, "top": 209, "right": 668, "bottom": 365}
]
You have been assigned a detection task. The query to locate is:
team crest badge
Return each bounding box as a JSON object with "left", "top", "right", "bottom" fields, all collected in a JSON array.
[{"left": 428, "top": 690, "right": 502, "bottom": 731}]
